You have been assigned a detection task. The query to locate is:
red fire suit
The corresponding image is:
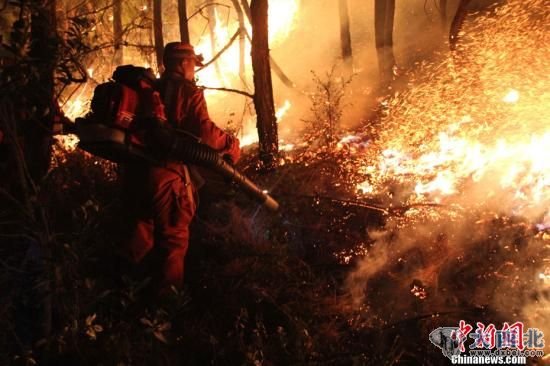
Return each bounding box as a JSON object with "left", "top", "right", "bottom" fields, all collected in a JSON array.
[{"left": 122, "top": 72, "right": 240, "bottom": 291}]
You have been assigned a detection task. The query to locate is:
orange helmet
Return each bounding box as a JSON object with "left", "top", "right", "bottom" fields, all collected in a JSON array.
[{"left": 163, "top": 42, "right": 204, "bottom": 67}]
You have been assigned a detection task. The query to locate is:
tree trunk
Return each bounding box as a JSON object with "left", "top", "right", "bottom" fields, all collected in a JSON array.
[
  {"left": 338, "top": 0, "right": 353, "bottom": 70},
  {"left": 240, "top": 0, "right": 251, "bottom": 19},
  {"left": 440, "top": 0, "right": 447, "bottom": 31},
  {"left": 56, "top": 0, "right": 68, "bottom": 41},
  {"left": 231, "top": 0, "right": 246, "bottom": 82},
  {"left": 241, "top": 0, "right": 294, "bottom": 89},
  {"left": 178, "top": 0, "right": 190, "bottom": 43},
  {"left": 250, "top": 0, "right": 277, "bottom": 169},
  {"left": 206, "top": 0, "right": 224, "bottom": 82},
  {"left": 153, "top": 0, "right": 164, "bottom": 72},
  {"left": 27, "top": 0, "right": 57, "bottom": 183},
  {"left": 449, "top": 0, "right": 472, "bottom": 51},
  {"left": 27, "top": 0, "right": 57, "bottom": 341},
  {"left": 374, "top": 0, "right": 396, "bottom": 88},
  {"left": 113, "top": 0, "right": 123, "bottom": 64}
]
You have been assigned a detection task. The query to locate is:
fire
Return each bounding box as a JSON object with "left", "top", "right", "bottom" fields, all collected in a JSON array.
[
  {"left": 502, "top": 88, "right": 520, "bottom": 103},
  {"left": 358, "top": 131, "right": 550, "bottom": 216},
  {"left": 342, "top": 1, "right": 550, "bottom": 332},
  {"left": 64, "top": 98, "right": 86, "bottom": 121},
  {"left": 275, "top": 100, "right": 291, "bottom": 120},
  {"left": 239, "top": 131, "right": 258, "bottom": 147},
  {"left": 60, "top": 0, "right": 299, "bottom": 152},
  {"left": 195, "top": 0, "right": 299, "bottom": 90},
  {"left": 344, "top": 0, "right": 549, "bottom": 230},
  {"left": 240, "top": 101, "right": 293, "bottom": 147},
  {"left": 55, "top": 134, "right": 80, "bottom": 153},
  {"left": 267, "top": 0, "right": 299, "bottom": 43},
  {"left": 280, "top": 143, "right": 294, "bottom": 152}
]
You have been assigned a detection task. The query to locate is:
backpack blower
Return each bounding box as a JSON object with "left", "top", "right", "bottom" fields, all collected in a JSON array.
[{"left": 75, "top": 65, "right": 279, "bottom": 211}]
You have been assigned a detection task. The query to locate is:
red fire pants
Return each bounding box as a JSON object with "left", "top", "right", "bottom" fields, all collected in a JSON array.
[{"left": 121, "top": 162, "right": 196, "bottom": 291}]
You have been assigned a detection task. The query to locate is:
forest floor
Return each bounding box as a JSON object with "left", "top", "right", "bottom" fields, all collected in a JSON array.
[{"left": 1, "top": 139, "right": 547, "bottom": 366}]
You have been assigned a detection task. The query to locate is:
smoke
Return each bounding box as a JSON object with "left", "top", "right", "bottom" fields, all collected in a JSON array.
[{"left": 187, "top": 0, "right": 464, "bottom": 142}]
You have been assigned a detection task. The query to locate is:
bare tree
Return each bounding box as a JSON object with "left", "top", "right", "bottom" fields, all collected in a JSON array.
[
  {"left": 241, "top": 0, "right": 294, "bottom": 89},
  {"left": 374, "top": 0, "right": 396, "bottom": 88},
  {"left": 240, "top": 0, "right": 251, "bottom": 21},
  {"left": 113, "top": 0, "right": 123, "bottom": 64},
  {"left": 250, "top": 0, "right": 277, "bottom": 169},
  {"left": 440, "top": 0, "right": 447, "bottom": 30},
  {"left": 338, "top": 0, "right": 353, "bottom": 69},
  {"left": 450, "top": 0, "right": 472, "bottom": 51},
  {"left": 206, "top": 0, "right": 224, "bottom": 81},
  {"left": 231, "top": 0, "right": 246, "bottom": 82},
  {"left": 56, "top": 0, "right": 68, "bottom": 40},
  {"left": 153, "top": 0, "right": 164, "bottom": 72},
  {"left": 178, "top": 0, "right": 190, "bottom": 43},
  {"left": 26, "top": 0, "right": 59, "bottom": 341},
  {"left": 27, "top": 0, "right": 57, "bottom": 182}
]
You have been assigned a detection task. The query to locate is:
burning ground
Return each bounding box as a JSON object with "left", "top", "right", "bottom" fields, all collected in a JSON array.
[{"left": 239, "top": 0, "right": 549, "bottom": 361}]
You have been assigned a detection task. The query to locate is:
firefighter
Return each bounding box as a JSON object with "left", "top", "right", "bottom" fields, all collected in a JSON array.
[{"left": 121, "top": 42, "right": 240, "bottom": 293}]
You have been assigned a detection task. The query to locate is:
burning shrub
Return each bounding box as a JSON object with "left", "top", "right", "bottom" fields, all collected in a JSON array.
[{"left": 304, "top": 65, "right": 353, "bottom": 148}]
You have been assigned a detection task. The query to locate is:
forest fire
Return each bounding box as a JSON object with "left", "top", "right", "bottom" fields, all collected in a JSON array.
[
  {"left": 61, "top": 0, "right": 299, "bottom": 139},
  {"left": 338, "top": 1, "right": 550, "bottom": 357},
  {"left": 2, "top": 0, "right": 549, "bottom": 364},
  {"left": 344, "top": 0, "right": 549, "bottom": 227},
  {"left": 355, "top": 131, "right": 550, "bottom": 217}
]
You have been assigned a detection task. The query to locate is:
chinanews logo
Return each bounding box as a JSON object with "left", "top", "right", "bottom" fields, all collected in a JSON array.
[{"left": 429, "top": 321, "right": 545, "bottom": 364}]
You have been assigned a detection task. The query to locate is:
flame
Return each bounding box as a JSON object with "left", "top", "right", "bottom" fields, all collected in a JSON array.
[
  {"left": 280, "top": 143, "right": 294, "bottom": 152},
  {"left": 502, "top": 88, "right": 520, "bottom": 103},
  {"left": 240, "top": 101, "right": 293, "bottom": 147},
  {"left": 275, "top": 100, "right": 291, "bottom": 120},
  {"left": 64, "top": 98, "right": 87, "bottom": 121},
  {"left": 357, "top": 181, "right": 374, "bottom": 194},
  {"left": 267, "top": 0, "right": 299, "bottom": 43},
  {"left": 353, "top": 130, "right": 550, "bottom": 227},
  {"left": 195, "top": 1, "right": 299, "bottom": 90},
  {"left": 55, "top": 134, "right": 80, "bottom": 152},
  {"left": 239, "top": 133, "right": 257, "bottom": 147}
]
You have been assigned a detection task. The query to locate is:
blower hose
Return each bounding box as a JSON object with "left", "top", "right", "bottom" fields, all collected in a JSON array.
[{"left": 149, "top": 126, "right": 279, "bottom": 211}]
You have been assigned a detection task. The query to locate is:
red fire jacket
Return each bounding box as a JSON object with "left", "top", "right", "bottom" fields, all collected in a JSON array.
[{"left": 158, "top": 72, "right": 240, "bottom": 163}]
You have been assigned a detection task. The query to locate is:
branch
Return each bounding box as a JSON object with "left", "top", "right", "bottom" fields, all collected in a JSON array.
[
  {"left": 121, "top": 41, "right": 155, "bottom": 50},
  {"left": 280, "top": 193, "right": 451, "bottom": 216},
  {"left": 0, "top": 0, "right": 10, "bottom": 12},
  {"left": 67, "top": 0, "right": 90, "bottom": 13},
  {"left": 243, "top": 29, "right": 295, "bottom": 89},
  {"left": 198, "top": 28, "right": 241, "bottom": 70},
  {"left": 69, "top": 1, "right": 115, "bottom": 18},
  {"left": 187, "top": 2, "right": 229, "bottom": 21},
  {"left": 199, "top": 86, "right": 253, "bottom": 98},
  {"left": 285, "top": 194, "right": 390, "bottom": 214}
]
